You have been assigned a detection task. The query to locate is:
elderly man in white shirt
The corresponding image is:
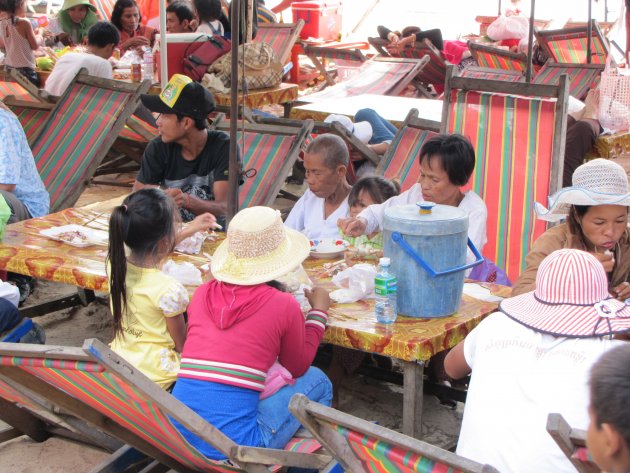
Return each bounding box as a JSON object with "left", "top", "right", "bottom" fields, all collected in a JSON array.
[{"left": 285, "top": 134, "right": 352, "bottom": 239}]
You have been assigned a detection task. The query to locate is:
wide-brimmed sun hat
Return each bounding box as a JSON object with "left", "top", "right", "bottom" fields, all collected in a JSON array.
[
  {"left": 324, "top": 114, "right": 373, "bottom": 144},
  {"left": 500, "top": 249, "right": 630, "bottom": 338},
  {"left": 535, "top": 158, "right": 630, "bottom": 222},
  {"left": 211, "top": 207, "right": 310, "bottom": 285}
]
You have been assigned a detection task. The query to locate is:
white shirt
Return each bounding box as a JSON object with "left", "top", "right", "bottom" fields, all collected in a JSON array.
[
  {"left": 44, "top": 52, "right": 113, "bottom": 97},
  {"left": 457, "top": 312, "right": 623, "bottom": 473},
  {"left": 196, "top": 21, "right": 224, "bottom": 36},
  {"left": 284, "top": 189, "right": 349, "bottom": 239},
  {"left": 357, "top": 183, "right": 487, "bottom": 263}
]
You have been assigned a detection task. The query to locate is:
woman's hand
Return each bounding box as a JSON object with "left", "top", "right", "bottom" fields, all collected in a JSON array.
[
  {"left": 121, "top": 36, "right": 149, "bottom": 51},
  {"left": 593, "top": 251, "right": 615, "bottom": 273},
  {"left": 337, "top": 217, "right": 367, "bottom": 237},
  {"left": 612, "top": 281, "right": 630, "bottom": 301},
  {"left": 188, "top": 213, "right": 218, "bottom": 233},
  {"left": 305, "top": 286, "right": 330, "bottom": 312}
]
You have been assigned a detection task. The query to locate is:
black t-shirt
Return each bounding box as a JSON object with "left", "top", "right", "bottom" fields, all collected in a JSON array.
[{"left": 137, "top": 129, "right": 231, "bottom": 221}]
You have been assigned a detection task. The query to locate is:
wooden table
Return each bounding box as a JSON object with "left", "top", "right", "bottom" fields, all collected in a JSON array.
[
  {"left": 0, "top": 199, "right": 509, "bottom": 438},
  {"left": 291, "top": 94, "right": 443, "bottom": 128}
]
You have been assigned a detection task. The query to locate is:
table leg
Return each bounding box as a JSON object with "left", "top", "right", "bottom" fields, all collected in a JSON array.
[{"left": 402, "top": 360, "right": 425, "bottom": 439}]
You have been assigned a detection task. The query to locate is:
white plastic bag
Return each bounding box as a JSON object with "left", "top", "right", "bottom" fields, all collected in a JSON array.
[
  {"left": 330, "top": 263, "right": 377, "bottom": 304},
  {"left": 161, "top": 260, "right": 202, "bottom": 286},
  {"left": 486, "top": 15, "right": 529, "bottom": 40}
]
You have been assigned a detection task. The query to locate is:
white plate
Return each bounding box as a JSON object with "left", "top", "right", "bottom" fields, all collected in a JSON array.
[
  {"left": 309, "top": 238, "right": 348, "bottom": 259},
  {"left": 40, "top": 224, "right": 108, "bottom": 247}
]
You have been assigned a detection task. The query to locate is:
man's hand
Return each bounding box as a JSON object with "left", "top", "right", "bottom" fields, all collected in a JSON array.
[
  {"left": 121, "top": 36, "right": 150, "bottom": 51},
  {"left": 164, "top": 188, "right": 187, "bottom": 207},
  {"left": 188, "top": 213, "right": 218, "bottom": 233},
  {"left": 337, "top": 217, "right": 367, "bottom": 237},
  {"left": 305, "top": 286, "right": 330, "bottom": 313}
]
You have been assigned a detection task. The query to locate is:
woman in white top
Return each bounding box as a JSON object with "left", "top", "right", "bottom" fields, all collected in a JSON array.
[
  {"left": 338, "top": 133, "right": 487, "bottom": 263},
  {"left": 193, "top": 0, "right": 225, "bottom": 36}
]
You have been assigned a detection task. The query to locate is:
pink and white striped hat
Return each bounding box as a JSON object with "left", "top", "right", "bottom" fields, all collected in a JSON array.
[{"left": 500, "top": 249, "right": 630, "bottom": 337}]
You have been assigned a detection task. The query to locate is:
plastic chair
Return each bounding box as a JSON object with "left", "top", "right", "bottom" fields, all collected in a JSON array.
[{"left": 547, "top": 413, "right": 600, "bottom": 473}]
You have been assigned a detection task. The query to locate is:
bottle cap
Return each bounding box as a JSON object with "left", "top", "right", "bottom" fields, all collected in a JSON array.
[
  {"left": 379, "top": 257, "right": 390, "bottom": 266},
  {"left": 417, "top": 201, "right": 436, "bottom": 215}
]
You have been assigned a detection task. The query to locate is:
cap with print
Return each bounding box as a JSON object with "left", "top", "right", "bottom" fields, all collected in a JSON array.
[{"left": 140, "top": 74, "right": 215, "bottom": 120}]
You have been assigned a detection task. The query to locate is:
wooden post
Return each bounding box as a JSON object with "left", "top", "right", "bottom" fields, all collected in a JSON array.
[
  {"left": 402, "top": 361, "right": 424, "bottom": 439},
  {"left": 227, "top": 0, "right": 242, "bottom": 224},
  {"left": 525, "top": 0, "right": 536, "bottom": 82}
]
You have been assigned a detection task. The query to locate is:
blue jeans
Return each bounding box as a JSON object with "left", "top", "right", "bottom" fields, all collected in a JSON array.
[
  {"left": 355, "top": 108, "right": 397, "bottom": 145},
  {"left": 257, "top": 366, "right": 333, "bottom": 449}
]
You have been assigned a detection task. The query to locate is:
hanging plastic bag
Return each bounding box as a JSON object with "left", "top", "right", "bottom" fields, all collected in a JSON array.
[
  {"left": 598, "top": 54, "right": 630, "bottom": 132},
  {"left": 486, "top": 14, "right": 529, "bottom": 40}
]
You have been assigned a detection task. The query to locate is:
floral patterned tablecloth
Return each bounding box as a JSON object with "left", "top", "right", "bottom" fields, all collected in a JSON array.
[{"left": 0, "top": 201, "right": 511, "bottom": 362}]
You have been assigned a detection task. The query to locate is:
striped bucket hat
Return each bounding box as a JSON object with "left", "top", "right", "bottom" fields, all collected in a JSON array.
[{"left": 500, "top": 249, "right": 630, "bottom": 337}]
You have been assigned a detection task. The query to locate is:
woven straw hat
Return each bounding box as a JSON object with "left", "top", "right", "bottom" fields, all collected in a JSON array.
[
  {"left": 500, "top": 249, "right": 630, "bottom": 338},
  {"left": 211, "top": 207, "right": 310, "bottom": 285},
  {"left": 535, "top": 159, "right": 630, "bottom": 222}
]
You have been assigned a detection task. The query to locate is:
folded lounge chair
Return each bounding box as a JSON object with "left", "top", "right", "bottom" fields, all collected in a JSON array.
[
  {"left": 468, "top": 41, "right": 529, "bottom": 72},
  {"left": 289, "top": 394, "right": 500, "bottom": 473},
  {"left": 533, "top": 60, "right": 603, "bottom": 100},
  {"left": 253, "top": 21, "right": 304, "bottom": 65},
  {"left": 0, "top": 339, "right": 332, "bottom": 472},
  {"left": 302, "top": 43, "right": 368, "bottom": 87},
  {"left": 375, "top": 108, "right": 440, "bottom": 191},
  {"left": 442, "top": 67, "right": 569, "bottom": 281},
  {"left": 535, "top": 20, "right": 609, "bottom": 65},
  {"left": 459, "top": 65, "right": 525, "bottom": 82},
  {"left": 547, "top": 413, "right": 600, "bottom": 473}
]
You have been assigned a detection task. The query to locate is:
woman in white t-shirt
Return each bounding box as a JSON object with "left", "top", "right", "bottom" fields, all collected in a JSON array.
[{"left": 338, "top": 133, "right": 488, "bottom": 263}]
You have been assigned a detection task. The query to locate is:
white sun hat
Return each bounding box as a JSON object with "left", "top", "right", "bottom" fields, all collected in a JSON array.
[
  {"left": 211, "top": 207, "right": 310, "bottom": 285},
  {"left": 535, "top": 158, "right": 630, "bottom": 222},
  {"left": 324, "top": 114, "right": 373, "bottom": 144}
]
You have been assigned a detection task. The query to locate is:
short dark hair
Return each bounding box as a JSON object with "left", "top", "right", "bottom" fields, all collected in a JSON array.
[
  {"left": 590, "top": 344, "right": 630, "bottom": 449},
  {"left": 111, "top": 0, "right": 141, "bottom": 30},
  {"left": 193, "top": 0, "right": 222, "bottom": 22},
  {"left": 167, "top": 1, "right": 194, "bottom": 22},
  {"left": 349, "top": 176, "right": 400, "bottom": 207},
  {"left": 0, "top": 0, "right": 23, "bottom": 15},
  {"left": 306, "top": 133, "right": 349, "bottom": 169},
  {"left": 419, "top": 133, "right": 475, "bottom": 187},
  {"left": 87, "top": 21, "right": 120, "bottom": 47},
  {"left": 176, "top": 113, "right": 207, "bottom": 130}
]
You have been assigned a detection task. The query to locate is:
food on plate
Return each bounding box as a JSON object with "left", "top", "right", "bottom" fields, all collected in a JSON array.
[{"left": 56, "top": 230, "right": 88, "bottom": 244}]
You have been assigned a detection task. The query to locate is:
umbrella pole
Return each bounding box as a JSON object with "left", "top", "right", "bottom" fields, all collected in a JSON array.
[
  {"left": 525, "top": 0, "right": 535, "bottom": 82},
  {"left": 159, "top": 0, "right": 167, "bottom": 87},
  {"left": 498, "top": 0, "right": 502, "bottom": 15},
  {"left": 227, "top": 0, "right": 241, "bottom": 223},
  {"left": 587, "top": 1, "right": 593, "bottom": 64}
]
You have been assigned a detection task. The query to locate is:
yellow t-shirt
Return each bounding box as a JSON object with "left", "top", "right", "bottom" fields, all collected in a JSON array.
[{"left": 110, "top": 263, "right": 189, "bottom": 389}]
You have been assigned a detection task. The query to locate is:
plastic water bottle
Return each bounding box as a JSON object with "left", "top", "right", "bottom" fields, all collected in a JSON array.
[
  {"left": 142, "top": 47, "right": 153, "bottom": 81},
  {"left": 374, "top": 257, "right": 397, "bottom": 324}
]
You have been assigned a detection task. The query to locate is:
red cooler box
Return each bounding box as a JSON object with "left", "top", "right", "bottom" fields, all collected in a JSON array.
[
  {"left": 292, "top": 0, "right": 342, "bottom": 41},
  {"left": 155, "top": 33, "right": 212, "bottom": 81}
]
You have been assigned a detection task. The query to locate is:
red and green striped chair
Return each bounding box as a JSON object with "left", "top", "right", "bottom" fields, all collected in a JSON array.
[
  {"left": 4, "top": 97, "right": 53, "bottom": 144},
  {"left": 376, "top": 109, "right": 440, "bottom": 191},
  {"left": 290, "top": 394, "right": 499, "bottom": 473},
  {"left": 468, "top": 41, "right": 529, "bottom": 72},
  {"left": 212, "top": 117, "right": 314, "bottom": 208},
  {"left": 302, "top": 43, "right": 368, "bottom": 87},
  {"left": 253, "top": 21, "right": 304, "bottom": 65},
  {"left": 0, "top": 339, "right": 331, "bottom": 472},
  {"left": 442, "top": 67, "right": 569, "bottom": 281},
  {"left": 302, "top": 56, "right": 430, "bottom": 102},
  {"left": 29, "top": 71, "right": 150, "bottom": 212},
  {"left": 547, "top": 414, "right": 599, "bottom": 473},
  {"left": 459, "top": 65, "right": 525, "bottom": 83},
  {"left": 89, "top": 0, "right": 114, "bottom": 21},
  {"left": 535, "top": 20, "right": 609, "bottom": 65},
  {"left": 369, "top": 37, "right": 448, "bottom": 97},
  {"left": 0, "top": 69, "right": 43, "bottom": 102},
  {"left": 533, "top": 60, "right": 603, "bottom": 100}
]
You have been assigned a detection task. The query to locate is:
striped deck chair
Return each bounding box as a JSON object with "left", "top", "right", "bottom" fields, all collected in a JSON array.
[
  {"left": 302, "top": 43, "right": 367, "bottom": 86},
  {"left": 535, "top": 20, "right": 609, "bottom": 64},
  {"left": 4, "top": 97, "right": 53, "bottom": 144},
  {"left": 253, "top": 21, "right": 304, "bottom": 65},
  {"left": 0, "top": 340, "right": 332, "bottom": 473},
  {"left": 0, "top": 69, "right": 43, "bottom": 102},
  {"left": 564, "top": 20, "right": 614, "bottom": 37},
  {"left": 533, "top": 60, "right": 603, "bottom": 100},
  {"left": 301, "top": 56, "right": 430, "bottom": 102},
  {"left": 89, "top": 0, "right": 114, "bottom": 21},
  {"left": 212, "top": 117, "right": 314, "bottom": 208},
  {"left": 547, "top": 414, "right": 599, "bottom": 473},
  {"left": 376, "top": 109, "right": 440, "bottom": 191},
  {"left": 30, "top": 71, "right": 150, "bottom": 212},
  {"left": 468, "top": 41, "right": 529, "bottom": 72},
  {"left": 369, "top": 36, "right": 447, "bottom": 97},
  {"left": 290, "top": 394, "right": 499, "bottom": 473},
  {"left": 442, "top": 67, "right": 569, "bottom": 281},
  {"left": 459, "top": 65, "right": 524, "bottom": 82}
]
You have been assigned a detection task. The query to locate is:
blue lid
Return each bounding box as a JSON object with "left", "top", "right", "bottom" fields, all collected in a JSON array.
[{"left": 383, "top": 202, "right": 468, "bottom": 236}]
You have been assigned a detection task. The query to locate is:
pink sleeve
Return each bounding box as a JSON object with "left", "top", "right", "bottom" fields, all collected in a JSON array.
[{"left": 278, "top": 306, "right": 328, "bottom": 378}]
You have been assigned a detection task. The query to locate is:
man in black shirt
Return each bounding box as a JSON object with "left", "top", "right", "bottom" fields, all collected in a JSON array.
[{"left": 133, "top": 74, "right": 234, "bottom": 223}]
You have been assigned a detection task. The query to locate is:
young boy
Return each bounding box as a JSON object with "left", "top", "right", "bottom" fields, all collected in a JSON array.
[
  {"left": 587, "top": 344, "right": 630, "bottom": 473},
  {"left": 44, "top": 21, "right": 119, "bottom": 97},
  {"left": 166, "top": 1, "right": 194, "bottom": 33}
]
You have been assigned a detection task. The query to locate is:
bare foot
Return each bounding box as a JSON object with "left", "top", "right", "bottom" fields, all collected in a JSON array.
[{"left": 582, "top": 89, "right": 600, "bottom": 120}]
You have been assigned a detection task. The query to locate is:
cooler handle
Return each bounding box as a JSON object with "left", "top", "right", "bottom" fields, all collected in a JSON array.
[{"left": 391, "top": 231, "right": 484, "bottom": 278}]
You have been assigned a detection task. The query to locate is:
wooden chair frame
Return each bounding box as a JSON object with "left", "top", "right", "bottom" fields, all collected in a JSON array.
[
  {"left": 253, "top": 21, "right": 304, "bottom": 65},
  {"left": 547, "top": 413, "right": 600, "bottom": 473},
  {"left": 533, "top": 60, "right": 603, "bottom": 100},
  {"left": 0, "top": 340, "right": 333, "bottom": 473},
  {"left": 535, "top": 20, "right": 609, "bottom": 64},
  {"left": 302, "top": 44, "right": 367, "bottom": 86},
  {"left": 468, "top": 41, "right": 529, "bottom": 72},
  {"left": 459, "top": 65, "right": 525, "bottom": 82},
  {"left": 289, "top": 394, "right": 500, "bottom": 473}
]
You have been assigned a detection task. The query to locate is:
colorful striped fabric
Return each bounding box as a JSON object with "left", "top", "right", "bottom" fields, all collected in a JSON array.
[
  {"left": 0, "top": 377, "right": 43, "bottom": 411},
  {"left": 533, "top": 63, "right": 602, "bottom": 100},
  {"left": 334, "top": 423, "right": 465, "bottom": 473},
  {"left": 89, "top": 0, "right": 114, "bottom": 21},
  {"left": 446, "top": 90, "right": 558, "bottom": 280},
  {"left": 396, "top": 44, "right": 446, "bottom": 88},
  {"left": 31, "top": 82, "right": 132, "bottom": 212},
  {"left": 536, "top": 25, "right": 609, "bottom": 64},
  {"left": 460, "top": 67, "right": 524, "bottom": 82},
  {"left": 9, "top": 105, "right": 49, "bottom": 143},
  {"left": 379, "top": 127, "right": 437, "bottom": 191},
  {"left": 119, "top": 115, "right": 157, "bottom": 142},
  {"left": 0, "top": 78, "right": 38, "bottom": 102},
  {"left": 471, "top": 48, "right": 527, "bottom": 72},
  {"left": 253, "top": 23, "right": 302, "bottom": 64},
  {"left": 238, "top": 131, "right": 296, "bottom": 208}
]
